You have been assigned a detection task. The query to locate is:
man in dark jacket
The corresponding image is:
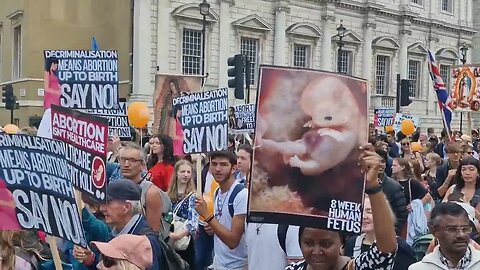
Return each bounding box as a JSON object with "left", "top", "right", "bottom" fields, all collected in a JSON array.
[{"left": 376, "top": 149, "right": 408, "bottom": 235}]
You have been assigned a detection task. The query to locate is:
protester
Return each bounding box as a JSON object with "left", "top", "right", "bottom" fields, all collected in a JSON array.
[
  {"left": 73, "top": 179, "right": 162, "bottom": 270},
  {"left": 167, "top": 160, "right": 198, "bottom": 268},
  {"left": 147, "top": 134, "right": 175, "bottom": 191},
  {"left": 0, "top": 231, "right": 42, "bottom": 270},
  {"left": 93, "top": 234, "right": 153, "bottom": 270},
  {"left": 436, "top": 143, "right": 462, "bottom": 199},
  {"left": 392, "top": 158, "right": 430, "bottom": 206},
  {"left": 120, "top": 143, "right": 171, "bottom": 236},
  {"left": 376, "top": 149, "right": 408, "bottom": 235},
  {"left": 285, "top": 145, "right": 397, "bottom": 269},
  {"left": 423, "top": 152, "right": 443, "bottom": 202},
  {"left": 386, "top": 130, "right": 400, "bottom": 158},
  {"left": 107, "top": 135, "right": 123, "bottom": 163},
  {"left": 195, "top": 151, "right": 248, "bottom": 270},
  {"left": 235, "top": 144, "right": 252, "bottom": 186},
  {"left": 443, "top": 156, "right": 480, "bottom": 208},
  {"left": 409, "top": 202, "right": 480, "bottom": 269},
  {"left": 344, "top": 196, "right": 416, "bottom": 270}
]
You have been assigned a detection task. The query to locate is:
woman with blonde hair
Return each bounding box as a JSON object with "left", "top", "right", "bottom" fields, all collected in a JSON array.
[
  {"left": 0, "top": 231, "right": 44, "bottom": 270},
  {"left": 167, "top": 159, "right": 199, "bottom": 268}
]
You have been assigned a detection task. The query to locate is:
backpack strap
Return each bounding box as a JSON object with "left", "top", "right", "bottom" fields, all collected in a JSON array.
[
  {"left": 352, "top": 234, "right": 365, "bottom": 258},
  {"left": 14, "top": 247, "right": 38, "bottom": 270},
  {"left": 470, "top": 188, "right": 480, "bottom": 208},
  {"left": 228, "top": 184, "right": 245, "bottom": 217},
  {"left": 277, "top": 224, "right": 289, "bottom": 254}
]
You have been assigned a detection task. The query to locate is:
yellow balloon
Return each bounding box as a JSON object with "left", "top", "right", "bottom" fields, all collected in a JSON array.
[
  {"left": 400, "top": 120, "right": 415, "bottom": 136},
  {"left": 3, "top": 124, "right": 20, "bottom": 134},
  {"left": 411, "top": 142, "right": 422, "bottom": 152},
  {"left": 128, "top": 102, "right": 149, "bottom": 128},
  {"left": 385, "top": 126, "right": 394, "bottom": 133}
]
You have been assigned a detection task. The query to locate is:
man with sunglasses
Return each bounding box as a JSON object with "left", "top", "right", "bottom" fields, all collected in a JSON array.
[
  {"left": 435, "top": 143, "right": 462, "bottom": 201},
  {"left": 409, "top": 202, "right": 480, "bottom": 269}
]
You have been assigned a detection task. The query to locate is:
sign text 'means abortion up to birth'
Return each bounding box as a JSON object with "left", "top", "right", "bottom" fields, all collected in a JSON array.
[
  {"left": 173, "top": 88, "right": 228, "bottom": 154},
  {"left": 44, "top": 50, "right": 119, "bottom": 110},
  {"left": 0, "top": 134, "right": 87, "bottom": 247}
]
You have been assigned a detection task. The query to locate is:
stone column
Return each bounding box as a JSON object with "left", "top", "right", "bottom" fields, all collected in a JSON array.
[
  {"left": 218, "top": 0, "right": 233, "bottom": 88},
  {"left": 156, "top": 0, "right": 170, "bottom": 73},
  {"left": 399, "top": 29, "right": 411, "bottom": 80},
  {"left": 273, "top": 3, "right": 289, "bottom": 65},
  {"left": 361, "top": 23, "right": 375, "bottom": 81},
  {"left": 321, "top": 15, "right": 334, "bottom": 72},
  {"left": 460, "top": 0, "right": 466, "bottom": 26},
  {"left": 131, "top": 0, "right": 152, "bottom": 102}
]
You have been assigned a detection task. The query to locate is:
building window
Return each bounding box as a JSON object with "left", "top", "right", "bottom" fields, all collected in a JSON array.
[
  {"left": 441, "top": 0, "right": 453, "bottom": 13},
  {"left": 439, "top": 64, "right": 451, "bottom": 91},
  {"left": 293, "top": 44, "right": 309, "bottom": 68},
  {"left": 408, "top": 60, "right": 421, "bottom": 98},
  {"left": 240, "top": 37, "right": 259, "bottom": 85},
  {"left": 338, "top": 50, "right": 353, "bottom": 75},
  {"left": 182, "top": 29, "right": 202, "bottom": 75},
  {"left": 375, "top": 55, "right": 390, "bottom": 95},
  {"left": 410, "top": 0, "right": 423, "bottom": 5},
  {"left": 13, "top": 25, "right": 22, "bottom": 78}
]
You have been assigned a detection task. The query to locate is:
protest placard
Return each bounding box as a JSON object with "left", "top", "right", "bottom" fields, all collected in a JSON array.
[
  {"left": 229, "top": 103, "right": 256, "bottom": 134},
  {"left": 81, "top": 101, "right": 131, "bottom": 140},
  {"left": 44, "top": 50, "right": 120, "bottom": 109},
  {"left": 374, "top": 107, "right": 395, "bottom": 128},
  {"left": 0, "top": 133, "right": 87, "bottom": 247},
  {"left": 172, "top": 88, "right": 228, "bottom": 154},
  {"left": 393, "top": 113, "right": 420, "bottom": 134},
  {"left": 248, "top": 66, "right": 367, "bottom": 233},
  {"left": 51, "top": 105, "right": 108, "bottom": 203}
]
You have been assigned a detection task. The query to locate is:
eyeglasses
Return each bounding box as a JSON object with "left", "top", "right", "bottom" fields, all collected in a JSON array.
[
  {"left": 402, "top": 143, "right": 410, "bottom": 146},
  {"left": 102, "top": 256, "right": 117, "bottom": 267},
  {"left": 119, "top": 157, "right": 143, "bottom": 164},
  {"left": 468, "top": 151, "right": 475, "bottom": 155},
  {"left": 440, "top": 226, "right": 472, "bottom": 234}
]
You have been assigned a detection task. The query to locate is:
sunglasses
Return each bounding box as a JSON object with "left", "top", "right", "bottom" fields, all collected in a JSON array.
[
  {"left": 102, "top": 256, "right": 117, "bottom": 268},
  {"left": 402, "top": 143, "right": 410, "bottom": 146}
]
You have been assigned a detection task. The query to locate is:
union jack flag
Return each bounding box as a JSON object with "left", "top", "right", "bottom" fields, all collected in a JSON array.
[{"left": 427, "top": 51, "right": 453, "bottom": 139}]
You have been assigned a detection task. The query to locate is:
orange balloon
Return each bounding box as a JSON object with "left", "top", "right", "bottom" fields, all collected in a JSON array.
[
  {"left": 127, "top": 102, "right": 149, "bottom": 128},
  {"left": 3, "top": 124, "right": 20, "bottom": 134},
  {"left": 400, "top": 120, "right": 415, "bottom": 136},
  {"left": 385, "top": 126, "right": 394, "bottom": 132},
  {"left": 411, "top": 142, "right": 422, "bottom": 152}
]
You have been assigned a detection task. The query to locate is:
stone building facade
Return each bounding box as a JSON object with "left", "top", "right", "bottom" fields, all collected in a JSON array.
[{"left": 132, "top": 0, "right": 478, "bottom": 131}]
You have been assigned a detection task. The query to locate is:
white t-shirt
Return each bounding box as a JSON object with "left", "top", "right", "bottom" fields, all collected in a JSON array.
[
  {"left": 246, "top": 224, "right": 302, "bottom": 270},
  {"left": 213, "top": 184, "right": 248, "bottom": 268}
]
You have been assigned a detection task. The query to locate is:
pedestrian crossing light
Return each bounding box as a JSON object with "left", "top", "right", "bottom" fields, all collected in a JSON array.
[
  {"left": 399, "top": 79, "right": 413, "bottom": 107},
  {"left": 2, "top": 84, "right": 19, "bottom": 110},
  {"left": 227, "top": 54, "right": 246, "bottom": 99}
]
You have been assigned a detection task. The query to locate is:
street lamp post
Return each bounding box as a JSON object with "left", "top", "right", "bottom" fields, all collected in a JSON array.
[
  {"left": 459, "top": 43, "right": 468, "bottom": 132},
  {"left": 199, "top": 0, "right": 210, "bottom": 87},
  {"left": 336, "top": 21, "right": 347, "bottom": 73}
]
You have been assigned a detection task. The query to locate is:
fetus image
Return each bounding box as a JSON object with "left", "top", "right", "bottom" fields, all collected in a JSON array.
[
  {"left": 250, "top": 68, "right": 367, "bottom": 217},
  {"left": 260, "top": 77, "right": 359, "bottom": 176}
]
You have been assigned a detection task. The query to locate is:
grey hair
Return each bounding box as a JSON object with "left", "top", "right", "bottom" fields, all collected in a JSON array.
[
  {"left": 126, "top": 200, "right": 142, "bottom": 215},
  {"left": 120, "top": 142, "right": 147, "bottom": 163}
]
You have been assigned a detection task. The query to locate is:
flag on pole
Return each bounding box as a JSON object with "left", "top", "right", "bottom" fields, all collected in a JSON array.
[
  {"left": 91, "top": 37, "right": 99, "bottom": 51},
  {"left": 427, "top": 50, "right": 453, "bottom": 139}
]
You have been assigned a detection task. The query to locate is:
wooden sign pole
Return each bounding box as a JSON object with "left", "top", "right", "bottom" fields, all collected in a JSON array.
[{"left": 46, "top": 235, "right": 64, "bottom": 270}]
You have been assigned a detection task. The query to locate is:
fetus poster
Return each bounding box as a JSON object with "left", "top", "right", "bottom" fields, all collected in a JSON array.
[{"left": 248, "top": 66, "right": 367, "bottom": 234}]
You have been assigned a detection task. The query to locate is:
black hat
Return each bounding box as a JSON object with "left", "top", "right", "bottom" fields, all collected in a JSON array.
[{"left": 106, "top": 179, "right": 141, "bottom": 201}]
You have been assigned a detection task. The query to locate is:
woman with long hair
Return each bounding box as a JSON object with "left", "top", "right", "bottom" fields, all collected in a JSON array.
[
  {"left": 392, "top": 158, "right": 430, "bottom": 206},
  {"left": 38, "top": 57, "right": 61, "bottom": 138},
  {"left": 147, "top": 134, "right": 175, "bottom": 191},
  {"left": 422, "top": 152, "right": 443, "bottom": 201},
  {"left": 285, "top": 145, "right": 397, "bottom": 270},
  {"left": 167, "top": 160, "right": 198, "bottom": 268},
  {"left": 443, "top": 156, "right": 480, "bottom": 209},
  {"left": 169, "top": 105, "right": 185, "bottom": 158},
  {"left": 0, "top": 231, "right": 45, "bottom": 270}
]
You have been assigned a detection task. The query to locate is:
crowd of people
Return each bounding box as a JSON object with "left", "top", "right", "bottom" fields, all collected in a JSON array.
[{"left": 2, "top": 124, "right": 480, "bottom": 270}]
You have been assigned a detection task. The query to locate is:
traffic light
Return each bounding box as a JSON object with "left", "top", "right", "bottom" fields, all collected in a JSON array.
[
  {"left": 399, "top": 79, "right": 413, "bottom": 107},
  {"left": 227, "top": 54, "right": 246, "bottom": 99},
  {"left": 2, "top": 84, "right": 18, "bottom": 110}
]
